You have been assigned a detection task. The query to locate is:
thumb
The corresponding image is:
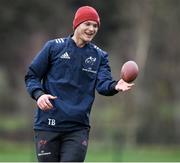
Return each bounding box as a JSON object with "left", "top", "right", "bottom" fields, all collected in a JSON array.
[{"left": 48, "top": 95, "right": 57, "bottom": 99}]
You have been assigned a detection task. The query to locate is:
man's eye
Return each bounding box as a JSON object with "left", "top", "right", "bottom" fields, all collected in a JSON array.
[
  {"left": 85, "top": 23, "right": 90, "bottom": 26},
  {"left": 93, "top": 24, "right": 98, "bottom": 28}
]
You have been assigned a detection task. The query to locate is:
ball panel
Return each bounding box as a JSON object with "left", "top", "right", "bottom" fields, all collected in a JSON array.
[{"left": 121, "top": 61, "right": 139, "bottom": 82}]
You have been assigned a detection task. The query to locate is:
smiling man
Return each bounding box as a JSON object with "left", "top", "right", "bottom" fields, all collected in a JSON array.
[{"left": 25, "top": 6, "right": 134, "bottom": 162}]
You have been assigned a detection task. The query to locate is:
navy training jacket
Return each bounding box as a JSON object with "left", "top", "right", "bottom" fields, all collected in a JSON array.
[{"left": 25, "top": 36, "right": 118, "bottom": 132}]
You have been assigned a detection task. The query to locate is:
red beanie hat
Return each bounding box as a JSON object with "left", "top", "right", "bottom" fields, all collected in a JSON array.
[{"left": 73, "top": 6, "right": 100, "bottom": 30}]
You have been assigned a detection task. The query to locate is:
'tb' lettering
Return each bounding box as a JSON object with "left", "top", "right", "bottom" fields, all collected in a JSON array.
[{"left": 48, "top": 118, "right": 56, "bottom": 126}]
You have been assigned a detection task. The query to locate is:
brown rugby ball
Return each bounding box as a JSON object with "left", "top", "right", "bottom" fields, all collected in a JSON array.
[{"left": 121, "top": 61, "right": 139, "bottom": 83}]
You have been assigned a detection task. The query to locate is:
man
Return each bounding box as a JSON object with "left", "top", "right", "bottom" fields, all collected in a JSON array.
[{"left": 25, "top": 6, "right": 134, "bottom": 162}]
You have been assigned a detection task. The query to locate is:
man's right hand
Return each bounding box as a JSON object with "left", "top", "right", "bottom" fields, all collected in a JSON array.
[{"left": 37, "top": 94, "right": 57, "bottom": 111}]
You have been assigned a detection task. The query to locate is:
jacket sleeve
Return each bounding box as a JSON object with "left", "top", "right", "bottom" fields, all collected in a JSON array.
[
  {"left": 96, "top": 52, "right": 119, "bottom": 96},
  {"left": 24, "top": 41, "right": 52, "bottom": 100}
]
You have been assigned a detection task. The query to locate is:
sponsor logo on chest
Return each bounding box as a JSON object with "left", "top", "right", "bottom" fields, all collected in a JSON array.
[{"left": 82, "top": 56, "right": 97, "bottom": 74}]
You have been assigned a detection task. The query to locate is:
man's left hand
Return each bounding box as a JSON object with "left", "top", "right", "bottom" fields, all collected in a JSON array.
[{"left": 115, "top": 79, "right": 134, "bottom": 92}]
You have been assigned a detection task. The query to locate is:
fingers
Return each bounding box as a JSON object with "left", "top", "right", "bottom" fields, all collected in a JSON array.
[
  {"left": 49, "top": 95, "right": 57, "bottom": 99},
  {"left": 123, "top": 83, "right": 134, "bottom": 91},
  {"left": 115, "top": 80, "right": 135, "bottom": 92},
  {"left": 128, "top": 83, "right": 135, "bottom": 86},
  {"left": 45, "top": 98, "right": 54, "bottom": 108},
  {"left": 37, "top": 94, "right": 57, "bottom": 111}
]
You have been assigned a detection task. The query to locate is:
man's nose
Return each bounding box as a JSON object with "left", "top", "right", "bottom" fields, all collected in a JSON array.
[{"left": 89, "top": 25, "right": 94, "bottom": 31}]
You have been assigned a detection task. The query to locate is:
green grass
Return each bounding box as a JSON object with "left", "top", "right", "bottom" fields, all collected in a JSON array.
[
  {"left": 0, "top": 140, "right": 36, "bottom": 161},
  {"left": 121, "top": 147, "right": 180, "bottom": 162},
  {"left": 1, "top": 140, "right": 180, "bottom": 162},
  {"left": 86, "top": 142, "right": 180, "bottom": 162}
]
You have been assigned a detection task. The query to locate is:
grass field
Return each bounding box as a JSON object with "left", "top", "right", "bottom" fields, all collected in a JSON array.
[
  {"left": 0, "top": 140, "right": 180, "bottom": 162},
  {"left": 87, "top": 143, "right": 180, "bottom": 162}
]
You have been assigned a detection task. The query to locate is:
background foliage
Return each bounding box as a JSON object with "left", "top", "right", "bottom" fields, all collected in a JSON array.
[{"left": 0, "top": 0, "right": 180, "bottom": 161}]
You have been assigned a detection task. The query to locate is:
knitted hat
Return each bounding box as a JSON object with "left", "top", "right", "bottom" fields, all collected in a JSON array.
[{"left": 73, "top": 6, "right": 100, "bottom": 30}]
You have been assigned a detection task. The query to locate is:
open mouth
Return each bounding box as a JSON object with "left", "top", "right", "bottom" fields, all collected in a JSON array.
[{"left": 85, "top": 32, "right": 94, "bottom": 38}]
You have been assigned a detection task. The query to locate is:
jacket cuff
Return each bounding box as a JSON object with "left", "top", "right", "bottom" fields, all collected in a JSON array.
[
  {"left": 110, "top": 81, "right": 119, "bottom": 95},
  {"left": 33, "top": 89, "right": 45, "bottom": 101}
]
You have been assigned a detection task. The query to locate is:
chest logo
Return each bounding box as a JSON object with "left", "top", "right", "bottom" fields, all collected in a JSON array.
[
  {"left": 60, "top": 52, "right": 70, "bottom": 59},
  {"left": 82, "top": 56, "right": 97, "bottom": 74},
  {"left": 85, "top": 56, "right": 96, "bottom": 65}
]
